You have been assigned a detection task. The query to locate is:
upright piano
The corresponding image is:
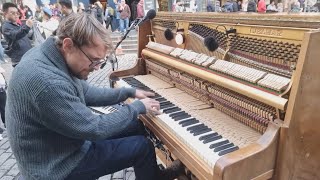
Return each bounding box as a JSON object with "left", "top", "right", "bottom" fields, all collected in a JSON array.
[{"left": 109, "top": 12, "right": 320, "bottom": 180}]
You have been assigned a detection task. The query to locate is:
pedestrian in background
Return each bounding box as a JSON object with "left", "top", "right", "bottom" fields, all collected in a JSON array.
[
  {"left": 2, "top": 3, "right": 33, "bottom": 67},
  {"left": 39, "top": 7, "right": 59, "bottom": 39},
  {"left": 0, "top": 65, "right": 6, "bottom": 141},
  {"left": 58, "top": 0, "right": 74, "bottom": 20},
  {"left": 24, "top": 5, "right": 33, "bottom": 19},
  {"left": 118, "top": 0, "right": 131, "bottom": 34},
  {"left": 258, "top": 0, "right": 266, "bottom": 12},
  {"left": 104, "top": 4, "right": 113, "bottom": 29},
  {"left": 247, "top": 0, "right": 257, "bottom": 12},
  {"left": 137, "top": 0, "right": 144, "bottom": 18},
  {"left": 94, "top": 1, "right": 104, "bottom": 24},
  {"left": 77, "top": 2, "right": 85, "bottom": 13}
]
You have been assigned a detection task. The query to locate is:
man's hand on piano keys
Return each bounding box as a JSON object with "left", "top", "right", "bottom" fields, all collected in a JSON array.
[
  {"left": 140, "top": 98, "right": 161, "bottom": 115},
  {"left": 135, "top": 89, "right": 155, "bottom": 99}
]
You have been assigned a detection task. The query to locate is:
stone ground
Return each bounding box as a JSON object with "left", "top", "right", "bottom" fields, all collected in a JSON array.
[{"left": 0, "top": 53, "right": 138, "bottom": 180}]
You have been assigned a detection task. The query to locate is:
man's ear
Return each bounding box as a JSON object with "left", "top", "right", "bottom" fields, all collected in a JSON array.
[{"left": 62, "top": 38, "right": 75, "bottom": 53}]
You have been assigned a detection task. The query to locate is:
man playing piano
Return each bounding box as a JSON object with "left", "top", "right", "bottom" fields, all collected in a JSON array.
[{"left": 5, "top": 13, "right": 183, "bottom": 180}]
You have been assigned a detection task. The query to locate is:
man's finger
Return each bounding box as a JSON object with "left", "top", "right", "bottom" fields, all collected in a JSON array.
[{"left": 144, "top": 91, "right": 155, "bottom": 97}]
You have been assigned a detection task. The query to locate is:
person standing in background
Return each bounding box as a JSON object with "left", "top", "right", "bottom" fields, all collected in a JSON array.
[
  {"left": 237, "top": 1, "right": 242, "bottom": 11},
  {"left": 0, "top": 65, "right": 6, "bottom": 141},
  {"left": 137, "top": 0, "right": 144, "bottom": 18},
  {"left": 34, "top": 6, "right": 43, "bottom": 22},
  {"left": 232, "top": 0, "right": 239, "bottom": 11},
  {"left": 17, "top": 3, "right": 25, "bottom": 20},
  {"left": 247, "top": 0, "right": 257, "bottom": 11},
  {"left": 277, "top": 2, "right": 283, "bottom": 12},
  {"left": 105, "top": 4, "right": 113, "bottom": 29},
  {"left": 258, "top": 0, "right": 266, "bottom": 12},
  {"left": 77, "top": 2, "right": 86, "bottom": 13},
  {"left": 131, "top": 0, "right": 139, "bottom": 21},
  {"left": 24, "top": 5, "right": 33, "bottom": 19},
  {"left": 118, "top": 0, "right": 131, "bottom": 34},
  {"left": 2, "top": 3, "right": 33, "bottom": 67},
  {"left": 94, "top": 1, "right": 104, "bottom": 24},
  {"left": 58, "top": 0, "right": 73, "bottom": 20},
  {"left": 51, "top": 3, "right": 61, "bottom": 18},
  {"left": 39, "top": 7, "right": 59, "bottom": 39},
  {"left": 267, "top": 1, "right": 278, "bottom": 12}
]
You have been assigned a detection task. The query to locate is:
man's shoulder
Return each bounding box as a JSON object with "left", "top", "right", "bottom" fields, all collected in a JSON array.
[
  {"left": 15, "top": 48, "right": 66, "bottom": 83},
  {"left": 11, "top": 58, "right": 71, "bottom": 98},
  {"left": 2, "top": 21, "right": 16, "bottom": 29}
]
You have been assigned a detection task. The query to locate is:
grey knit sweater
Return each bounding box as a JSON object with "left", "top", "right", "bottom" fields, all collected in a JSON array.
[{"left": 6, "top": 37, "right": 146, "bottom": 180}]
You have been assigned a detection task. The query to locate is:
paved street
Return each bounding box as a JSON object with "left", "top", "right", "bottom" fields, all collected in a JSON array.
[{"left": 0, "top": 53, "right": 138, "bottom": 180}]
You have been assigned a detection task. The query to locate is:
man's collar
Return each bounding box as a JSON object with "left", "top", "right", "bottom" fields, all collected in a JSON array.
[{"left": 40, "top": 37, "right": 70, "bottom": 76}]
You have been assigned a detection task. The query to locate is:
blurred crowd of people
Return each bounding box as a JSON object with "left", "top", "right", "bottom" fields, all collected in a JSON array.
[{"left": 205, "top": 0, "right": 319, "bottom": 12}]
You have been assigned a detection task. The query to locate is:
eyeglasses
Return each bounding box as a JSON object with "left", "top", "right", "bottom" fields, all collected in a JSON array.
[{"left": 78, "top": 47, "right": 106, "bottom": 68}]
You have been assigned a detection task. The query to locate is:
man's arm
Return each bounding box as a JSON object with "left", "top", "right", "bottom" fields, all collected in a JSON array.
[
  {"left": 36, "top": 82, "right": 146, "bottom": 141},
  {"left": 81, "top": 80, "right": 136, "bottom": 106},
  {"left": 2, "top": 23, "right": 31, "bottom": 41}
]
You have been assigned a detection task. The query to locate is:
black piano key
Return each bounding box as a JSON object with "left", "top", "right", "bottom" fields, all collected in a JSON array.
[
  {"left": 218, "top": 146, "right": 239, "bottom": 156},
  {"left": 193, "top": 128, "right": 212, "bottom": 136},
  {"left": 187, "top": 124, "right": 205, "bottom": 131},
  {"left": 127, "top": 83, "right": 146, "bottom": 87},
  {"left": 190, "top": 125, "right": 208, "bottom": 133},
  {"left": 169, "top": 111, "right": 187, "bottom": 118},
  {"left": 203, "top": 135, "right": 223, "bottom": 144},
  {"left": 160, "top": 101, "right": 172, "bottom": 106},
  {"left": 174, "top": 114, "right": 193, "bottom": 121},
  {"left": 151, "top": 94, "right": 162, "bottom": 99},
  {"left": 179, "top": 118, "right": 197, "bottom": 125},
  {"left": 122, "top": 77, "right": 135, "bottom": 81},
  {"left": 199, "top": 132, "right": 218, "bottom": 141},
  {"left": 160, "top": 103, "right": 175, "bottom": 109},
  {"left": 161, "top": 106, "right": 176, "bottom": 112},
  {"left": 189, "top": 124, "right": 207, "bottom": 133},
  {"left": 213, "top": 143, "right": 234, "bottom": 152},
  {"left": 209, "top": 140, "right": 229, "bottom": 148},
  {"left": 163, "top": 107, "right": 181, "bottom": 114},
  {"left": 125, "top": 82, "right": 145, "bottom": 86},
  {"left": 173, "top": 114, "right": 191, "bottom": 121},
  {"left": 180, "top": 119, "right": 198, "bottom": 126},
  {"left": 155, "top": 97, "right": 167, "bottom": 102}
]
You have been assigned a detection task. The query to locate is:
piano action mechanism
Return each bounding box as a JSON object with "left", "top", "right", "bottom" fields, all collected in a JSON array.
[{"left": 110, "top": 12, "right": 320, "bottom": 180}]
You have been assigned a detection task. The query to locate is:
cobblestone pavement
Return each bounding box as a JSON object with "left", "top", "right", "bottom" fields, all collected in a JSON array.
[{"left": 0, "top": 54, "right": 138, "bottom": 180}]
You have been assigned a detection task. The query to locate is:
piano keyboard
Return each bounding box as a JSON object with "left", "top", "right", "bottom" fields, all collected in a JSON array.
[
  {"left": 91, "top": 106, "right": 119, "bottom": 115},
  {"left": 116, "top": 74, "right": 261, "bottom": 168}
]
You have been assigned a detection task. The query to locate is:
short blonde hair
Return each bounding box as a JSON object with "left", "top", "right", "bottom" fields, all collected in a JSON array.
[{"left": 55, "top": 13, "right": 112, "bottom": 50}]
